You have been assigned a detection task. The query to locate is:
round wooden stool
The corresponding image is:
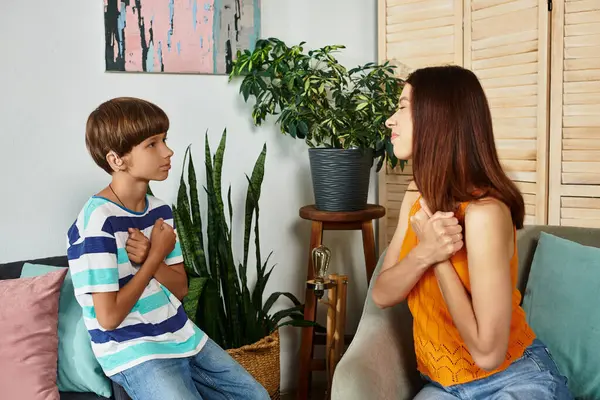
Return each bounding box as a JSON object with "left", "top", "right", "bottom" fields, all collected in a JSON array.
[{"left": 297, "top": 204, "right": 386, "bottom": 399}]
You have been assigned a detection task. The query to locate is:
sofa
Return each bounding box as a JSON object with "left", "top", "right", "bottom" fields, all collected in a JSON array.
[
  {"left": 0, "top": 255, "right": 131, "bottom": 400},
  {"left": 331, "top": 225, "right": 600, "bottom": 399}
]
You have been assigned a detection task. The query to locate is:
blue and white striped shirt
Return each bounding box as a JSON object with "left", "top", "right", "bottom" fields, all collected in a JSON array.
[{"left": 66, "top": 195, "right": 207, "bottom": 376}]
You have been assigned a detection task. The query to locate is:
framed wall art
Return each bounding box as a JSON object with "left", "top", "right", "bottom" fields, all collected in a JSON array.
[{"left": 104, "top": 0, "right": 261, "bottom": 74}]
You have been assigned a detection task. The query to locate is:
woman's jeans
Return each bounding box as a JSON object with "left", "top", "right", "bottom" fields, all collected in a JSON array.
[{"left": 414, "top": 339, "right": 573, "bottom": 400}]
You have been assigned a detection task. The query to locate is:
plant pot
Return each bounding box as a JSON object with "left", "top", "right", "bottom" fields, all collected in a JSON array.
[
  {"left": 226, "top": 330, "right": 281, "bottom": 399},
  {"left": 308, "top": 148, "right": 374, "bottom": 212}
]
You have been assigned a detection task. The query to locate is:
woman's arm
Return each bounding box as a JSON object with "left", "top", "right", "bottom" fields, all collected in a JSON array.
[
  {"left": 372, "top": 183, "right": 427, "bottom": 308},
  {"left": 433, "top": 199, "right": 514, "bottom": 371},
  {"left": 372, "top": 243, "right": 434, "bottom": 309},
  {"left": 379, "top": 182, "right": 420, "bottom": 272},
  {"left": 373, "top": 183, "right": 463, "bottom": 309}
]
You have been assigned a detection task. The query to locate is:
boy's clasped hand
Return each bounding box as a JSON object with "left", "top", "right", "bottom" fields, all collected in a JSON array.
[{"left": 125, "top": 218, "right": 176, "bottom": 266}]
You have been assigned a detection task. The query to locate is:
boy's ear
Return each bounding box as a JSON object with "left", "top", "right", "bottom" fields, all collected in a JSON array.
[{"left": 106, "top": 151, "right": 126, "bottom": 172}]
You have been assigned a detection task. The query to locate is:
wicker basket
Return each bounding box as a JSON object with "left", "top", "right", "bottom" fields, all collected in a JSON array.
[{"left": 226, "top": 330, "right": 281, "bottom": 399}]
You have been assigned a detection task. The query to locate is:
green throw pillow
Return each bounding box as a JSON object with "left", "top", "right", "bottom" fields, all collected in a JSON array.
[
  {"left": 21, "top": 263, "right": 112, "bottom": 398},
  {"left": 522, "top": 232, "right": 600, "bottom": 400}
]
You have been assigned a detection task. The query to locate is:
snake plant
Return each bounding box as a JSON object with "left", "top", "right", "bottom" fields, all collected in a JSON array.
[{"left": 173, "top": 129, "right": 311, "bottom": 350}]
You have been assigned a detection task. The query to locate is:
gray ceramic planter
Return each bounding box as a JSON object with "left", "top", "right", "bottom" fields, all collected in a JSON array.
[{"left": 308, "top": 148, "right": 373, "bottom": 212}]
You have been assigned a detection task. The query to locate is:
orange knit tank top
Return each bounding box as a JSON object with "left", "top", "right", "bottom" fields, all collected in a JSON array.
[{"left": 401, "top": 197, "right": 535, "bottom": 387}]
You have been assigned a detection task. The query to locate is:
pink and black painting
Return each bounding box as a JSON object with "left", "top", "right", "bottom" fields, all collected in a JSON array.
[{"left": 104, "top": 0, "right": 261, "bottom": 74}]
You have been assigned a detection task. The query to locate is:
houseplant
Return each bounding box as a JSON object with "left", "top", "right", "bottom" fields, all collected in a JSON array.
[
  {"left": 173, "top": 129, "right": 312, "bottom": 398},
  {"left": 229, "top": 38, "right": 405, "bottom": 212}
]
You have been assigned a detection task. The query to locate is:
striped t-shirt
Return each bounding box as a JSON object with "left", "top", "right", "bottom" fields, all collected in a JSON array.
[{"left": 66, "top": 194, "right": 207, "bottom": 376}]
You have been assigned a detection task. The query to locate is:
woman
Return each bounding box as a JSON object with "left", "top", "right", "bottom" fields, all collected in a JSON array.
[{"left": 372, "top": 65, "right": 572, "bottom": 399}]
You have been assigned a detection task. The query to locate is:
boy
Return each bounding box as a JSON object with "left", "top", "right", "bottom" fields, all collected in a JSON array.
[{"left": 66, "top": 97, "right": 269, "bottom": 400}]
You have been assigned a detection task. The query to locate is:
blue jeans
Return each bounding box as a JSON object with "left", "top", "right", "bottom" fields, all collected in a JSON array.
[
  {"left": 110, "top": 338, "right": 270, "bottom": 400},
  {"left": 414, "top": 339, "right": 573, "bottom": 400}
]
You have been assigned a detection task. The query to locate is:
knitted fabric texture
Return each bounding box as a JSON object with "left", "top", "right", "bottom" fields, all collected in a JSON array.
[{"left": 402, "top": 198, "right": 535, "bottom": 386}]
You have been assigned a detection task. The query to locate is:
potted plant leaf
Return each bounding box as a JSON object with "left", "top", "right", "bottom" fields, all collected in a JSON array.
[
  {"left": 173, "top": 129, "right": 312, "bottom": 399},
  {"left": 229, "top": 38, "right": 405, "bottom": 212}
]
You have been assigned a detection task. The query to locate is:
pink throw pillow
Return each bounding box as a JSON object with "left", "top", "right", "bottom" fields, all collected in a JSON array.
[{"left": 0, "top": 268, "right": 67, "bottom": 400}]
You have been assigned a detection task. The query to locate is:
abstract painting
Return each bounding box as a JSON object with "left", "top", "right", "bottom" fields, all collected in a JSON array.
[{"left": 104, "top": 0, "right": 261, "bottom": 74}]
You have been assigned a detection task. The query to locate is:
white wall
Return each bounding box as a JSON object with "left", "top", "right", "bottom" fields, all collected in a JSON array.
[{"left": 0, "top": 0, "right": 377, "bottom": 393}]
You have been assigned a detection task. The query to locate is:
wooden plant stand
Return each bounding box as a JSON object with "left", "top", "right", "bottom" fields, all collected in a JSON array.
[{"left": 297, "top": 205, "right": 385, "bottom": 399}]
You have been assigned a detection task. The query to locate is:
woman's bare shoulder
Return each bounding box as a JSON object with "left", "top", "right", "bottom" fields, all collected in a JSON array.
[
  {"left": 404, "top": 181, "right": 420, "bottom": 211},
  {"left": 465, "top": 197, "right": 511, "bottom": 220},
  {"left": 407, "top": 180, "right": 419, "bottom": 192},
  {"left": 464, "top": 197, "right": 514, "bottom": 244}
]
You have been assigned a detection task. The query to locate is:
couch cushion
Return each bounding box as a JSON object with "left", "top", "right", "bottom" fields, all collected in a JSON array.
[
  {"left": 0, "top": 268, "right": 67, "bottom": 400},
  {"left": 22, "top": 263, "right": 113, "bottom": 398},
  {"left": 522, "top": 232, "right": 600, "bottom": 399}
]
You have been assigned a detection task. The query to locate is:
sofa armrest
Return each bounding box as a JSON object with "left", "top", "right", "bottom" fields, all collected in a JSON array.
[{"left": 331, "top": 251, "right": 421, "bottom": 400}]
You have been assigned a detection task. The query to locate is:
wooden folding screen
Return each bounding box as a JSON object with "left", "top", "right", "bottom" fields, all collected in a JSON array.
[
  {"left": 548, "top": 0, "right": 600, "bottom": 227},
  {"left": 378, "top": 0, "right": 600, "bottom": 249},
  {"left": 377, "top": 0, "right": 463, "bottom": 246}
]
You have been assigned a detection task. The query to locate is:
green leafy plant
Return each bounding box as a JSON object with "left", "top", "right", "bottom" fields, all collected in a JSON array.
[
  {"left": 229, "top": 38, "right": 406, "bottom": 171},
  {"left": 173, "top": 129, "right": 312, "bottom": 349}
]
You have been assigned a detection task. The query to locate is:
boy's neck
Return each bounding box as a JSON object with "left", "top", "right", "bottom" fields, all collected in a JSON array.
[{"left": 107, "top": 174, "right": 149, "bottom": 213}]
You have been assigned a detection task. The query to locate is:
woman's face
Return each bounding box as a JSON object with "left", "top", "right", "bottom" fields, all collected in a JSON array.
[{"left": 385, "top": 84, "right": 413, "bottom": 160}]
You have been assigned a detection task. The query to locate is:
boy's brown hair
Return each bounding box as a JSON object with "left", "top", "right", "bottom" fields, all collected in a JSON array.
[{"left": 85, "top": 97, "right": 170, "bottom": 174}]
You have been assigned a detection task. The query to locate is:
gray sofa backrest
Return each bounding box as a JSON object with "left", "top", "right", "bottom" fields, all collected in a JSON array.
[{"left": 0, "top": 256, "right": 68, "bottom": 280}]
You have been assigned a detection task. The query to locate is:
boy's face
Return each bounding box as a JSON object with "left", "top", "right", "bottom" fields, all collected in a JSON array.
[{"left": 121, "top": 133, "right": 173, "bottom": 181}]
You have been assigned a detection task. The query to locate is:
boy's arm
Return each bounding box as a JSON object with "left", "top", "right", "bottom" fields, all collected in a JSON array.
[
  {"left": 153, "top": 205, "right": 188, "bottom": 300},
  {"left": 153, "top": 262, "right": 188, "bottom": 301},
  {"left": 92, "top": 254, "right": 163, "bottom": 330},
  {"left": 94, "top": 219, "right": 175, "bottom": 329},
  {"left": 126, "top": 203, "right": 188, "bottom": 300},
  {"left": 156, "top": 219, "right": 188, "bottom": 300},
  {"left": 72, "top": 218, "right": 175, "bottom": 331},
  {"left": 126, "top": 228, "right": 188, "bottom": 301}
]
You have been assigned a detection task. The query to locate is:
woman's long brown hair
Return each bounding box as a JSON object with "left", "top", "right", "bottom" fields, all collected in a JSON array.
[{"left": 407, "top": 65, "right": 525, "bottom": 229}]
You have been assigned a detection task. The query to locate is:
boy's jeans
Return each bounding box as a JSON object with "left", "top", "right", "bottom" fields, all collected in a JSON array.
[
  {"left": 414, "top": 339, "right": 573, "bottom": 400},
  {"left": 110, "top": 338, "right": 270, "bottom": 400}
]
